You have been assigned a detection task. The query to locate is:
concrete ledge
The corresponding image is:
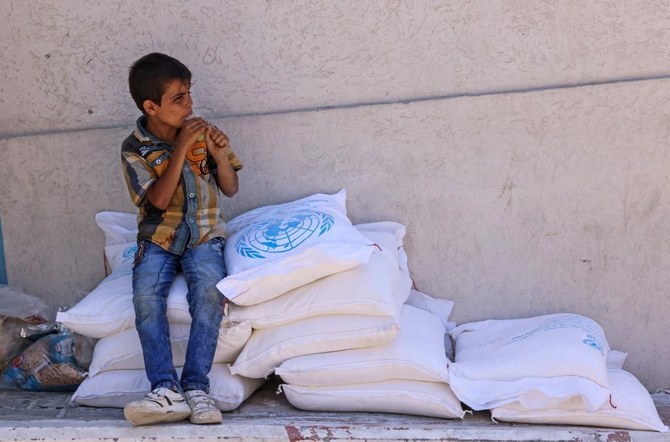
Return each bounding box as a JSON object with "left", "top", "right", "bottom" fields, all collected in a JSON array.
[
  {"left": 1, "top": 379, "right": 669, "bottom": 442},
  {"left": 1, "top": 417, "right": 668, "bottom": 442}
]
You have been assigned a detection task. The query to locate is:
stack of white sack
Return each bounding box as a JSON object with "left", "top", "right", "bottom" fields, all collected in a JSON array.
[
  {"left": 219, "top": 191, "right": 404, "bottom": 379},
  {"left": 448, "top": 314, "right": 668, "bottom": 432},
  {"left": 56, "top": 212, "right": 264, "bottom": 411},
  {"left": 276, "top": 302, "right": 465, "bottom": 419},
  {"left": 217, "top": 190, "right": 463, "bottom": 418}
]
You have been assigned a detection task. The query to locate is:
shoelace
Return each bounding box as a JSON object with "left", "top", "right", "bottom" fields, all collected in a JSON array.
[
  {"left": 148, "top": 391, "right": 164, "bottom": 402},
  {"left": 146, "top": 389, "right": 184, "bottom": 406},
  {"left": 189, "top": 392, "right": 215, "bottom": 410}
]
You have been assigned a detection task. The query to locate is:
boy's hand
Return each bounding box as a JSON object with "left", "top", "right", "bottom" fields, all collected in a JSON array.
[
  {"left": 205, "top": 124, "right": 239, "bottom": 197},
  {"left": 175, "top": 117, "right": 209, "bottom": 153},
  {"left": 205, "top": 125, "right": 232, "bottom": 163}
]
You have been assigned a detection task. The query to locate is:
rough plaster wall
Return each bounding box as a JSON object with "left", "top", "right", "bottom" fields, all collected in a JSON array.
[
  {"left": 2, "top": 1, "right": 670, "bottom": 390},
  {"left": 2, "top": 79, "right": 669, "bottom": 389},
  {"left": 2, "top": 1, "right": 670, "bottom": 136},
  {"left": 0, "top": 129, "right": 136, "bottom": 306},
  {"left": 221, "top": 80, "right": 670, "bottom": 390}
]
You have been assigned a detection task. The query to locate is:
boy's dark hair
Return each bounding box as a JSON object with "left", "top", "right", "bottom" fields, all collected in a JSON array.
[{"left": 128, "top": 52, "right": 192, "bottom": 113}]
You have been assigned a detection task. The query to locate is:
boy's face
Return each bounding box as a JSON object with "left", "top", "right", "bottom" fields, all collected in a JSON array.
[{"left": 144, "top": 79, "right": 193, "bottom": 129}]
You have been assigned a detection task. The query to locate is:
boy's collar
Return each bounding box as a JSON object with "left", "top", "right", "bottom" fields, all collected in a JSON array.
[{"left": 133, "top": 115, "right": 167, "bottom": 146}]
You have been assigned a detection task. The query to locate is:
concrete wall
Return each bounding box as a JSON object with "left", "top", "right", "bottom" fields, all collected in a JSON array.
[{"left": 1, "top": 1, "right": 669, "bottom": 390}]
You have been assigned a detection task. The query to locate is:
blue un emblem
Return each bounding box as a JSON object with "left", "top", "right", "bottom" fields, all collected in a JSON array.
[
  {"left": 123, "top": 244, "right": 137, "bottom": 262},
  {"left": 235, "top": 210, "right": 335, "bottom": 259}
]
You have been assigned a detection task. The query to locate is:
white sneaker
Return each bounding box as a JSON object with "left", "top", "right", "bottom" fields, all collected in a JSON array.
[
  {"left": 184, "top": 389, "right": 222, "bottom": 424},
  {"left": 124, "top": 387, "right": 191, "bottom": 426}
]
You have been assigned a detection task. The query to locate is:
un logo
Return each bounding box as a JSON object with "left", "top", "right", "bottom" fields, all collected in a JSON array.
[
  {"left": 122, "top": 244, "right": 137, "bottom": 262},
  {"left": 236, "top": 210, "right": 334, "bottom": 259}
]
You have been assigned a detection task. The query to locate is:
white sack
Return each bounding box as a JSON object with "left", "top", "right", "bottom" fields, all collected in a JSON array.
[
  {"left": 56, "top": 271, "right": 135, "bottom": 338},
  {"left": 491, "top": 368, "right": 668, "bottom": 432},
  {"left": 95, "top": 211, "right": 138, "bottom": 246},
  {"left": 71, "top": 364, "right": 264, "bottom": 411},
  {"left": 103, "top": 241, "right": 136, "bottom": 273},
  {"left": 88, "top": 321, "right": 252, "bottom": 376},
  {"left": 57, "top": 273, "right": 204, "bottom": 339},
  {"left": 281, "top": 380, "right": 465, "bottom": 419},
  {"left": 230, "top": 314, "right": 399, "bottom": 379},
  {"left": 216, "top": 190, "right": 374, "bottom": 306},
  {"left": 275, "top": 305, "right": 449, "bottom": 386},
  {"left": 606, "top": 350, "right": 628, "bottom": 369},
  {"left": 228, "top": 222, "right": 411, "bottom": 329},
  {"left": 405, "top": 288, "right": 455, "bottom": 330},
  {"left": 448, "top": 313, "right": 611, "bottom": 411}
]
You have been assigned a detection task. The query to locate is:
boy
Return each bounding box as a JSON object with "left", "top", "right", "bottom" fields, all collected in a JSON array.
[{"left": 120, "top": 52, "right": 242, "bottom": 426}]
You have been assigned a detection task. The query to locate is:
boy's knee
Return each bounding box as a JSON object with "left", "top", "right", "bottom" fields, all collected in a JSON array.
[
  {"left": 189, "top": 285, "right": 225, "bottom": 317},
  {"left": 133, "top": 293, "right": 166, "bottom": 316},
  {"left": 202, "top": 285, "right": 225, "bottom": 306}
]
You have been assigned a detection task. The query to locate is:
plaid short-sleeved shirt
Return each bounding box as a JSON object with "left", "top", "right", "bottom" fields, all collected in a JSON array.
[{"left": 121, "top": 116, "right": 242, "bottom": 255}]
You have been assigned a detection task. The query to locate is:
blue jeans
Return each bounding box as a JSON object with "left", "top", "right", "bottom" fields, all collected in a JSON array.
[{"left": 132, "top": 237, "right": 226, "bottom": 394}]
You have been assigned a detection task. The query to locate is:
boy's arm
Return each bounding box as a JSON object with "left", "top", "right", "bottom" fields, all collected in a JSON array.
[
  {"left": 147, "top": 119, "right": 210, "bottom": 209},
  {"left": 205, "top": 126, "right": 239, "bottom": 197}
]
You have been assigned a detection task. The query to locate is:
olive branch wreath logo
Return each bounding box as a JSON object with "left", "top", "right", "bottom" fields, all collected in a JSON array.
[{"left": 235, "top": 211, "right": 334, "bottom": 259}]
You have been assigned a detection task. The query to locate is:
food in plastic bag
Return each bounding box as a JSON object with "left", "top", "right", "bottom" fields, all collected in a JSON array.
[
  {"left": 2, "top": 331, "right": 94, "bottom": 391},
  {"left": 0, "top": 285, "right": 52, "bottom": 372}
]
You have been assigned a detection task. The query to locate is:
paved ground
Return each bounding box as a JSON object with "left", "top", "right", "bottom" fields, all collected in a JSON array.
[{"left": 1, "top": 376, "right": 669, "bottom": 441}]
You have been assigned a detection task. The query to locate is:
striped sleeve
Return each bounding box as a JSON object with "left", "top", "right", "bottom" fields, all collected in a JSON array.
[{"left": 121, "top": 150, "right": 157, "bottom": 207}]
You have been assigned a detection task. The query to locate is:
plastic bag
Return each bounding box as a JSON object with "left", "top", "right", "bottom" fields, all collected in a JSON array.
[
  {"left": 0, "top": 285, "right": 52, "bottom": 372},
  {"left": 2, "top": 330, "right": 94, "bottom": 391},
  {"left": 0, "top": 318, "right": 29, "bottom": 373}
]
